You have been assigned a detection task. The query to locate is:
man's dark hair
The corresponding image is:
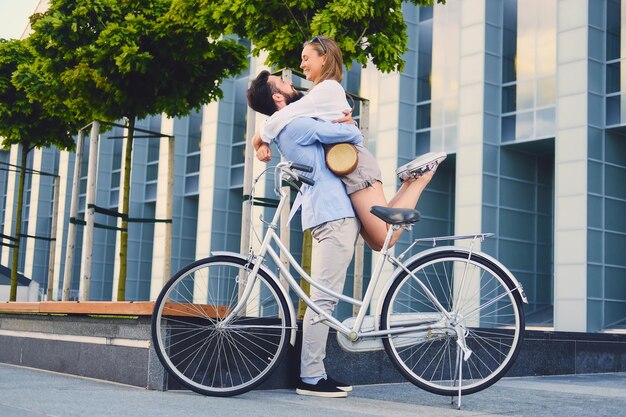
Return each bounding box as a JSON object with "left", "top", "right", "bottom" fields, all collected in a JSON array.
[{"left": 247, "top": 70, "right": 278, "bottom": 116}]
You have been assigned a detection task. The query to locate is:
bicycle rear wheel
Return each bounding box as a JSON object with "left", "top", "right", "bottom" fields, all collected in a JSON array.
[
  {"left": 381, "top": 250, "right": 524, "bottom": 396},
  {"left": 151, "top": 255, "right": 292, "bottom": 397}
]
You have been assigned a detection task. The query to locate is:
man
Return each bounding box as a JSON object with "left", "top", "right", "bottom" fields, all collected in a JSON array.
[{"left": 248, "top": 70, "right": 359, "bottom": 398}]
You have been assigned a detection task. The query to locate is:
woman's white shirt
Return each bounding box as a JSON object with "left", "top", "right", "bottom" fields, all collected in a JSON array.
[{"left": 259, "top": 80, "right": 351, "bottom": 143}]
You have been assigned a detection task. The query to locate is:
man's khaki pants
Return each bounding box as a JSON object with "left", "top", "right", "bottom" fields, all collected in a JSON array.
[{"left": 300, "top": 217, "right": 359, "bottom": 379}]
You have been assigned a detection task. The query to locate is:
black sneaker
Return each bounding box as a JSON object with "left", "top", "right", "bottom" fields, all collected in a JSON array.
[
  {"left": 296, "top": 378, "right": 348, "bottom": 398},
  {"left": 325, "top": 376, "right": 352, "bottom": 392}
]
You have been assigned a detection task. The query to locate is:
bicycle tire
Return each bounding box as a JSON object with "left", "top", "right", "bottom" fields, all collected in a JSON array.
[
  {"left": 151, "top": 255, "right": 292, "bottom": 397},
  {"left": 380, "top": 249, "right": 525, "bottom": 396}
]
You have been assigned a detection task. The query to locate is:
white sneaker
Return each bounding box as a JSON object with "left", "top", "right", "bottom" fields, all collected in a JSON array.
[{"left": 396, "top": 151, "right": 447, "bottom": 182}]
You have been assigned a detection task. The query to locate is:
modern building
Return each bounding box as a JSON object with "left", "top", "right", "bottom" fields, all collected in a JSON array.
[{"left": 1, "top": 0, "right": 624, "bottom": 333}]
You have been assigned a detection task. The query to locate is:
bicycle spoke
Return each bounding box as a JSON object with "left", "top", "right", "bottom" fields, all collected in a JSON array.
[
  {"left": 382, "top": 251, "right": 524, "bottom": 396},
  {"left": 152, "top": 258, "right": 290, "bottom": 395}
]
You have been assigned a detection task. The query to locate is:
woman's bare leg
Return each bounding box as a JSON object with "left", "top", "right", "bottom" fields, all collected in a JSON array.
[
  {"left": 388, "top": 171, "right": 434, "bottom": 209},
  {"left": 350, "top": 183, "right": 392, "bottom": 251},
  {"left": 350, "top": 171, "right": 434, "bottom": 251}
]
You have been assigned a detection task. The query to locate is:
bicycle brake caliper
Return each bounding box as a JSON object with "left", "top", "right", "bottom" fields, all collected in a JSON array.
[{"left": 244, "top": 252, "right": 257, "bottom": 270}]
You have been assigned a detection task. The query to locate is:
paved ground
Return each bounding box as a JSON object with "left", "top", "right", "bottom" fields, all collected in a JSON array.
[{"left": 0, "top": 363, "right": 624, "bottom": 417}]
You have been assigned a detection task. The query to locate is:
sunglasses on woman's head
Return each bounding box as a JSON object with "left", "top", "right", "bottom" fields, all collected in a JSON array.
[{"left": 309, "top": 36, "right": 327, "bottom": 54}]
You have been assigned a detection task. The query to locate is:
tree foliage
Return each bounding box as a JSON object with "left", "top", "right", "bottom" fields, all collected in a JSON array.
[
  {"left": 0, "top": 38, "right": 80, "bottom": 301},
  {"left": 0, "top": 39, "right": 77, "bottom": 151},
  {"left": 23, "top": 0, "right": 249, "bottom": 123},
  {"left": 172, "top": 0, "right": 445, "bottom": 73}
]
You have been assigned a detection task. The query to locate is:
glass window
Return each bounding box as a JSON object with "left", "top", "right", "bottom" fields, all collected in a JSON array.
[
  {"left": 516, "top": 1, "right": 536, "bottom": 80},
  {"left": 417, "top": 20, "right": 433, "bottom": 102},
  {"left": 432, "top": 97, "right": 447, "bottom": 126},
  {"left": 145, "top": 183, "right": 157, "bottom": 201},
  {"left": 536, "top": 0, "right": 556, "bottom": 76},
  {"left": 415, "top": 131, "right": 430, "bottom": 155},
  {"left": 109, "top": 190, "right": 118, "bottom": 207},
  {"left": 184, "top": 175, "right": 199, "bottom": 194},
  {"left": 112, "top": 138, "right": 122, "bottom": 170},
  {"left": 111, "top": 172, "right": 120, "bottom": 188},
  {"left": 606, "top": 95, "right": 621, "bottom": 125},
  {"left": 146, "top": 164, "right": 158, "bottom": 182},
  {"left": 536, "top": 107, "right": 556, "bottom": 138},
  {"left": 186, "top": 154, "right": 200, "bottom": 174},
  {"left": 536, "top": 76, "right": 556, "bottom": 107},
  {"left": 607, "top": 0, "right": 621, "bottom": 61},
  {"left": 502, "top": 84, "right": 517, "bottom": 113},
  {"left": 416, "top": 103, "right": 431, "bottom": 130},
  {"left": 231, "top": 143, "right": 245, "bottom": 165},
  {"left": 607, "top": 61, "right": 620, "bottom": 94},
  {"left": 515, "top": 110, "right": 534, "bottom": 139},
  {"left": 149, "top": 115, "right": 162, "bottom": 135},
  {"left": 147, "top": 139, "right": 160, "bottom": 162},
  {"left": 516, "top": 79, "right": 534, "bottom": 110},
  {"left": 501, "top": 114, "right": 516, "bottom": 142},
  {"left": 187, "top": 112, "right": 202, "bottom": 153},
  {"left": 230, "top": 166, "right": 244, "bottom": 188},
  {"left": 444, "top": 126, "right": 457, "bottom": 145},
  {"left": 444, "top": 97, "right": 457, "bottom": 124},
  {"left": 417, "top": 61, "right": 432, "bottom": 102},
  {"left": 502, "top": 56, "right": 516, "bottom": 85}
]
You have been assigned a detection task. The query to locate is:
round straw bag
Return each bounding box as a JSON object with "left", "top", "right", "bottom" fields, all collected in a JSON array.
[{"left": 325, "top": 143, "right": 358, "bottom": 176}]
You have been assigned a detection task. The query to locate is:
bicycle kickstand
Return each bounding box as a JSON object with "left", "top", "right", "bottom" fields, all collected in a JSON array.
[{"left": 450, "top": 346, "right": 463, "bottom": 409}]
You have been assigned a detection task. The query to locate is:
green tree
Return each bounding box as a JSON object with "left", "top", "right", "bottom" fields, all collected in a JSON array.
[
  {"left": 172, "top": 0, "right": 445, "bottom": 73},
  {"left": 0, "top": 39, "right": 79, "bottom": 301},
  {"left": 23, "top": 0, "right": 248, "bottom": 300}
]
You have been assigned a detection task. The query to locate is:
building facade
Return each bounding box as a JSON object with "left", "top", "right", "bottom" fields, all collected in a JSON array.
[{"left": 1, "top": 0, "right": 625, "bottom": 332}]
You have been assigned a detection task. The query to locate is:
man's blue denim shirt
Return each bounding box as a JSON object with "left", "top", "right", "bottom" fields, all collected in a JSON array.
[{"left": 274, "top": 117, "right": 362, "bottom": 230}]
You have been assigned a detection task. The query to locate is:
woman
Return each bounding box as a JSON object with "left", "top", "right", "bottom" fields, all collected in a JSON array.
[{"left": 255, "top": 36, "right": 445, "bottom": 251}]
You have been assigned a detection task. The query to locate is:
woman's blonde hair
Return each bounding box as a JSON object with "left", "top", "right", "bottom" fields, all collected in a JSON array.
[{"left": 303, "top": 35, "right": 343, "bottom": 84}]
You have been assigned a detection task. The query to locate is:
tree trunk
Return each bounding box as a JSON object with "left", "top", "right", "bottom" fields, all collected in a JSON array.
[
  {"left": 117, "top": 117, "right": 135, "bottom": 301},
  {"left": 9, "top": 144, "right": 29, "bottom": 301},
  {"left": 63, "top": 129, "right": 86, "bottom": 301}
]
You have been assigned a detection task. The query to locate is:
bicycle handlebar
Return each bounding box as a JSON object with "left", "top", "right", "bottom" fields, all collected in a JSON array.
[
  {"left": 298, "top": 175, "right": 315, "bottom": 186},
  {"left": 282, "top": 162, "right": 315, "bottom": 186},
  {"left": 290, "top": 162, "right": 313, "bottom": 173}
]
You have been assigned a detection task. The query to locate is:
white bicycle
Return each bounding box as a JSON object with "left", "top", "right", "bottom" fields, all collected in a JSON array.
[{"left": 152, "top": 161, "right": 527, "bottom": 403}]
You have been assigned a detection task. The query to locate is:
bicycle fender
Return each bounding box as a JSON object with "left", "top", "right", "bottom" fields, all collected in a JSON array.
[
  {"left": 210, "top": 251, "right": 298, "bottom": 346},
  {"left": 374, "top": 246, "right": 528, "bottom": 320}
]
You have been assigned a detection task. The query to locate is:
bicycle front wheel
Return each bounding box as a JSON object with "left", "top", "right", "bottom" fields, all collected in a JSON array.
[
  {"left": 381, "top": 250, "right": 525, "bottom": 396},
  {"left": 151, "top": 255, "right": 292, "bottom": 397}
]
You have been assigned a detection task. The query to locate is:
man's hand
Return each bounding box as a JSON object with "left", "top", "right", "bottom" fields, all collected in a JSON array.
[
  {"left": 332, "top": 109, "right": 357, "bottom": 126},
  {"left": 256, "top": 143, "right": 272, "bottom": 162}
]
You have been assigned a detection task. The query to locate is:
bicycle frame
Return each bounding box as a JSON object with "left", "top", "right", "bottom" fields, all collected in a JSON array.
[{"left": 221, "top": 163, "right": 464, "bottom": 342}]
